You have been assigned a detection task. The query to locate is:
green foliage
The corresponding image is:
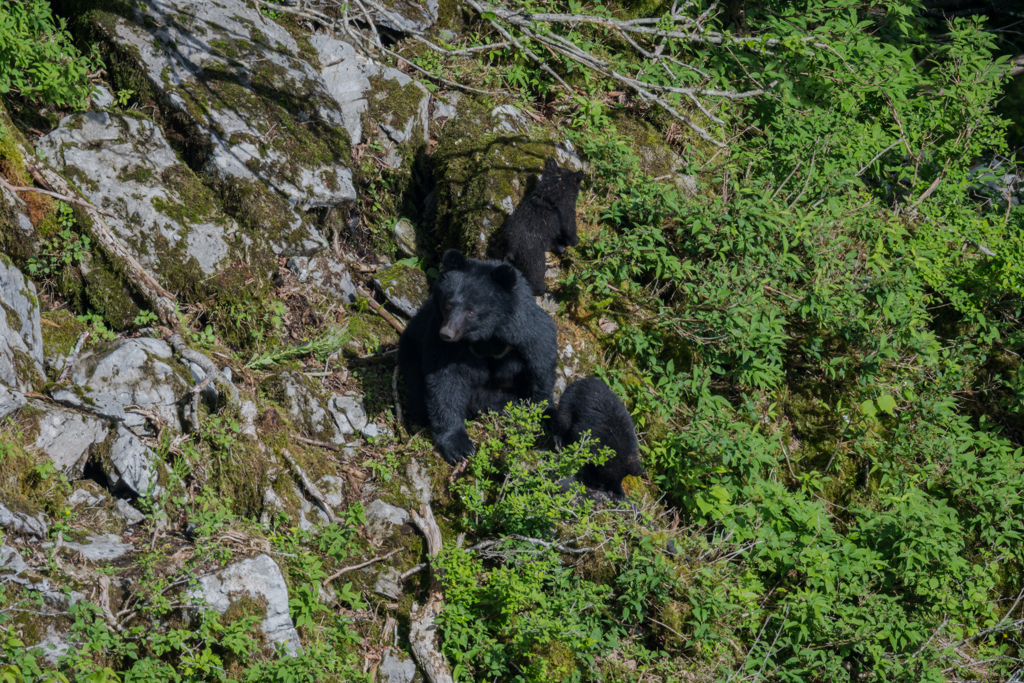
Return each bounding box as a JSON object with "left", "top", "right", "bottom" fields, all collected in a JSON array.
[
  {"left": 0, "top": 0, "right": 99, "bottom": 108},
  {"left": 26, "top": 204, "right": 91, "bottom": 279},
  {"left": 245, "top": 326, "right": 350, "bottom": 370},
  {"left": 547, "top": 6, "right": 1024, "bottom": 678},
  {"left": 438, "top": 406, "right": 676, "bottom": 681}
]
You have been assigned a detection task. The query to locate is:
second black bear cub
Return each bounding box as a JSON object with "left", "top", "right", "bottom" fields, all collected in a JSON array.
[
  {"left": 399, "top": 249, "right": 558, "bottom": 464},
  {"left": 504, "top": 157, "right": 584, "bottom": 296},
  {"left": 556, "top": 377, "right": 643, "bottom": 499}
]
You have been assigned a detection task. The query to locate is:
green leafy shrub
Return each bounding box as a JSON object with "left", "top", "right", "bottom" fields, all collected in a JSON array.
[{"left": 0, "top": 0, "right": 99, "bottom": 108}]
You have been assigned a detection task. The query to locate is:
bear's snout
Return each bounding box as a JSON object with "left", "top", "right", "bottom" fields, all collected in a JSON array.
[{"left": 439, "top": 312, "right": 467, "bottom": 342}]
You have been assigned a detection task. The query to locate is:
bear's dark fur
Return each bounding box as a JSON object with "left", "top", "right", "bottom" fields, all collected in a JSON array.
[
  {"left": 504, "top": 157, "right": 584, "bottom": 296},
  {"left": 399, "top": 249, "right": 558, "bottom": 464},
  {"left": 555, "top": 377, "right": 643, "bottom": 498}
]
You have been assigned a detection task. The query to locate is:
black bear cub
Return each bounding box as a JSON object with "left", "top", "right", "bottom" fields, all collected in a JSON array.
[
  {"left": 556, "top": 377, "right": 643, "bottom": 499},
  {"left": 504, "top": 157, "right": 585, "bottom": 296},
  {"left": 399, "top": 249, "right": 558, "bottom": 464}
]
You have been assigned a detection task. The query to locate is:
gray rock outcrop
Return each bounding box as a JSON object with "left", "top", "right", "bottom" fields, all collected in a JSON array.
[
  {"left": 286, "top": 255, "right": 358, "bottom": 303},
  {"left": 33, "top": 405, "right": 108, "bottom": 479},
  {"left": 0, "top": 258, "right": 44, "bottom": 391},
  {"left": 69, "top": 338, "right": 188, "bottom": 430},
  {"left": 190, "top": 554, "right": 302, "bottom": 656},
  {"left": 0, "top": 503, "right": 49, "bottom": 538},
  {"left": 365, "top": 499, "right": 409, "bottom": 540},
  {"left": 0, "top": 384, "right": 26, "bottom": 421},
  {"left": 374, "top": 568, "right": 404, "bottom": 600},
  {"left": 274, "top": 372, "right": 346, "bottom": 445},
  {"left": 98, "top": 0, "right": 354, "bottom": 217},
  {"left": 310, "top": 34, "right": 428, "bottom": 165},
  {"left": 108, "top": 426, "right": 163, "bottom": 497},
  {"left": 379, "top": 647, "right": 418, "bottom": 683},
  {"left": 59, "top": 534, "right": 133, "bottom": 561},
  {"left": 38, "top": 112, "right": 242, "bottom": 280},
  {"left": 374, "top": 263, "right": 428, "bottom": 318}
]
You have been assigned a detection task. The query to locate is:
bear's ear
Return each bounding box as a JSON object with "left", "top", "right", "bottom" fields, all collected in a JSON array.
[
  {"left": 442, "top": 249, "right": 468, "bottom": 272},
  {"left": 544, "top": 157, "right": 559, "bottom": 174},
  {"left": 491, "top": 263, "right": 518, "bottom": 292},
  {"left": 573, "top": 170, "right": 585, "bottom": 184}
]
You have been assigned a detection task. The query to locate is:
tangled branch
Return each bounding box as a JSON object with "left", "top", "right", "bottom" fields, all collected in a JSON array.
[{"left": 254, "top": 0, "right": 779, "bottom": 147}]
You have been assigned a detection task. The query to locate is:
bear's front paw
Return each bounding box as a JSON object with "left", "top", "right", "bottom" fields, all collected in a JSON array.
[{"left": 437, "top": 431, "right": 476, "bottom": 465}]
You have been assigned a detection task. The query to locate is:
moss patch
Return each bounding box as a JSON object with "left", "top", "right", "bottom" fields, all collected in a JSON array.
[
  {"left": 432, "top": 97, "right": 564, "bottom": 256},
  {"left": 41, "top": 310, "right": 87, "bottom": 369}
]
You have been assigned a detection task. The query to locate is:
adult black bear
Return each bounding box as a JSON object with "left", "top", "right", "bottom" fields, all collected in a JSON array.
[
  {"left": 504, "top": 157, "right": 585, "bottom": 296},
  {"left": 399, "top": 249, "right": 558, "bottom": 464},
  {"left": 556, "top": 377, "right": 643, "bottom": 499}
]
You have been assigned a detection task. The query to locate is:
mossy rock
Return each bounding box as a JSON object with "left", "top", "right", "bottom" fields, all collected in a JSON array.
[
  {"left": 361, "top": 70, "right": 430, "bottom": 169},
  {"left": 78, "top": 251, "right": 139, "bottom": 331},
  {"left": 0, "top": 104, "right": 46, "bottom": 265},
  {"left": 432, "top": 98, "right": 579, "bottom": 257},
  {"left": 611, "top": 112, "right": 681, "bottom": 178},
  {"left": 374, "top": 262, "right": 429, "bottom": 318},
  {"left": 72, "top": 0, "right": 354, "bottom": 254},
  {"left": 41, "top": 310, "right": 86, "bottom": 377}
]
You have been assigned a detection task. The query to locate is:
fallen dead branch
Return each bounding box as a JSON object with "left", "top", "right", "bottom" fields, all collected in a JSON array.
[
  {"left": 324, "top": 548, "right": 401, "bottom": 585},
  {"left": 0, "top": 175, "right": 117, "bottom": 218},
  {"left": 408, "top": 503, "right": 455, "bottom": 683},
  {"left": 355, "top": 283, "right": 406, "bottom": 333},
  {"left": 392, "top": 366, "right": 404, "bottom": 429},
  {"left": 280, "top": 448, "right": 338, "bottom": 524},
  {"left": 168, "top": 334, "right": 239, "bottom": 405},
  {"left": 294, "top": 434, "right": 343, "bottom": 452},
  {"left": 26, "top": 163, "right": 181, "bottom": 330}
]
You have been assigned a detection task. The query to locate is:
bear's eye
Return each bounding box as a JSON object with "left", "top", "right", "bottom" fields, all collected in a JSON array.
[
  {"left": 467, "top": 309, "right": 476, "bottom": 317},
  {"left": 445, "top": 302, "right": 453, "bottom": 311}
]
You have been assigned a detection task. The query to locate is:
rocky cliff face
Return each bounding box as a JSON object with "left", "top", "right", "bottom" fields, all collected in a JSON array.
[{"left": 0, "top": 1, "right": 648, "bottom": 678}]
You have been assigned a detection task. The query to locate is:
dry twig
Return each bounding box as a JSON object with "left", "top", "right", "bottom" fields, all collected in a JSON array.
[{"left": 294, "top": 434, "right": 343, "bottom": 452}]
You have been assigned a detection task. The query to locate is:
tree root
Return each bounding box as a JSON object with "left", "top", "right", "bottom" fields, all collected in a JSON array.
[{"left": 408, "top": 503, "right": 455, "bottom": 683}]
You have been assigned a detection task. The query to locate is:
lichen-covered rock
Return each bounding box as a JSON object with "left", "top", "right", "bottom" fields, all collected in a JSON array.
[
  {"left": 33, "top": 405, "right": 109, "bottom": 479},
  {"left": 108, "top": 426, "right": 163, "bottom": 497},
  {"left": 393, "top": 218, "right": 419, "bottom": 258},
  {"left": 365, "top": 499, "right": 409, "bottom": 540},
  {"left": 115, "top": 498, "right": 146, "bottom": 524},
  {"left": 69, "top": 337, "right": 189, "bottom": 431},
  {"left": 190, "top": 554, "right": 302, "bottom": 656},
  {"left": 90, "top": 85, "right": 116, "bottom": 110},
  {"left": 0, "top": 257, "right": 44, "bottom": 391},
  {"left": 374, "top": 567, "right": 403, "bottom": 600},
  {"left": 264, "top": 371, "right": 346, "bottom": 444},
  {"left": 379, "top": 647, "right": 418, "bottom": 683},
  {"left": 433, "top": 99, "right": 583, "bottom": 255},
  {"left": 0, "top": 502, "right": 49, "bottom": 538},
  {"left": 286, "top": 254, "right": 357, "bottom": 303},
  {"left": 31, "top": 626, "right": 70, "bottom": 667},
  {"left": 37, "top": 112, "right": 245, "bottom": 289},
  {"left": 88, "top": 0, "right": 358, "bottom": 253},
  {"left": 0, "top": 185, "right": 36, "bottom": 264},
  {"left": 309, "top": 35, "right": 429, "bottom": 166},
  {"left": 374, "top": 0, "right": 438, "bottom": 33},
  {"left": 0, "top": 384, "right": 26, "bottom": 421},
  {"left": 328, "top": 394, "right": 380, "bottom": 439},
  {"left": 60, "top": 533, "right": 133, "bottom": 561},
  {"left": 317, "top": 476, "right": 345, "bottom": 508},
  {"left": 374, "top": 262, "right": 428, "bottom": 318}
]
